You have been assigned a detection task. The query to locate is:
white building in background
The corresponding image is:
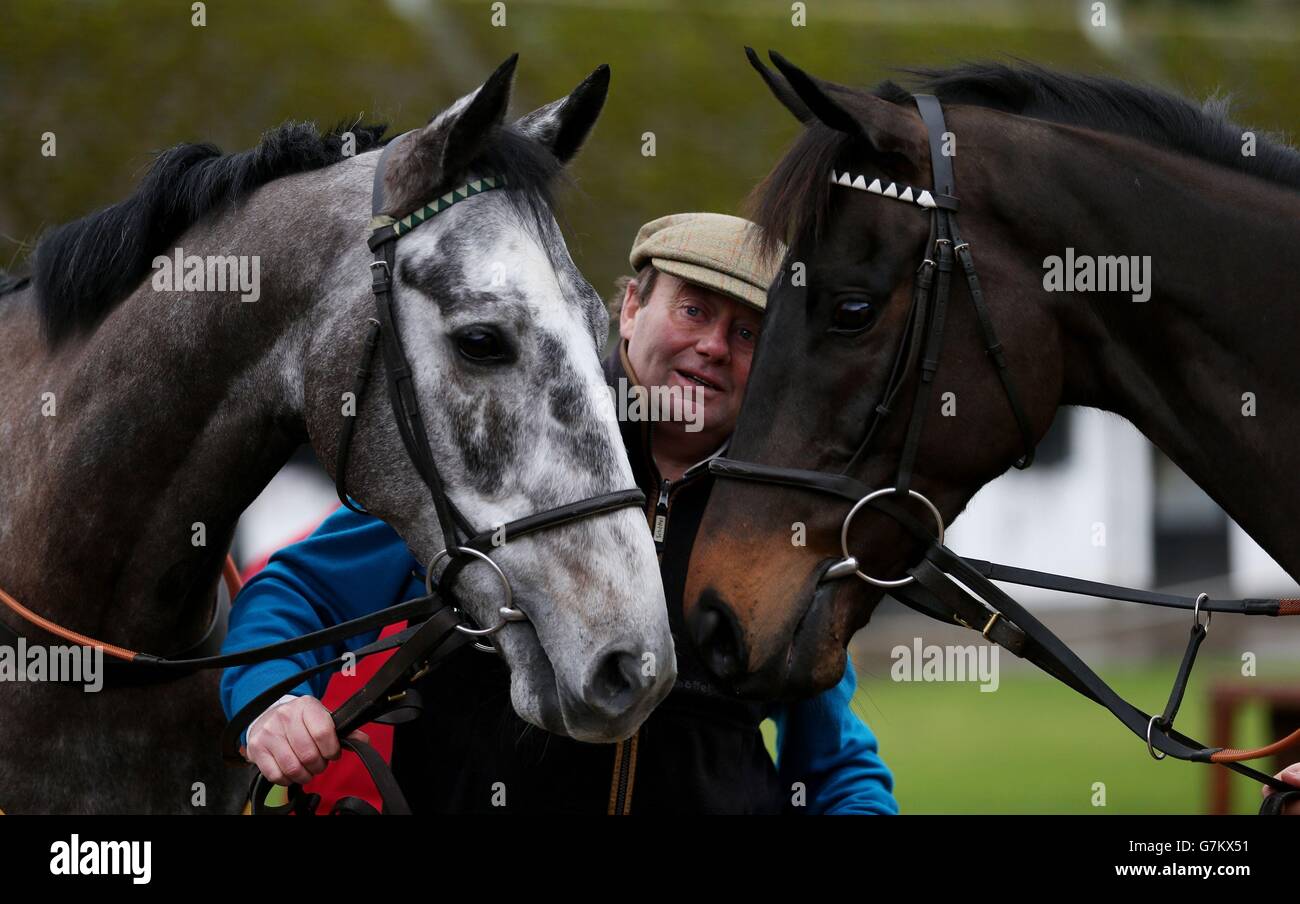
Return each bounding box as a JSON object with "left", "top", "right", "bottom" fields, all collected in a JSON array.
[
  {"left": 232, "top": 447, "right": 339, "bottom": 571},
  {"left": 944, "top": 407, "right": 1153, "bottom": 608},
  {"left": 1229, "top": 522, "right": 1295, "bottom": 597},
  {"left": 942, "top": 407, "right": 1297, "bottom": 607}
]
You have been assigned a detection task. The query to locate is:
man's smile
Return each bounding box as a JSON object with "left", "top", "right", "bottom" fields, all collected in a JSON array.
[{"left": 673, "top": 367, "right": 726, "bottom": 392}]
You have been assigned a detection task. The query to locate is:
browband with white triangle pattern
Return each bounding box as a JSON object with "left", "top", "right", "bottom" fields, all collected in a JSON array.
[
  {"left": 830, "top": 169, "right": 956, "bottom": 210},
  {"left": 368, "top": 174, "right": 507, "bottom": 249}
]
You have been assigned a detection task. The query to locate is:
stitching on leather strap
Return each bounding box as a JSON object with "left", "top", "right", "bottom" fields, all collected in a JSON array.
[
  {"left": 606, "top": 741, "right": 625, "bottom": 815},
  {"left": 621, "top": 732, "right": 640, "bottom": 815}
]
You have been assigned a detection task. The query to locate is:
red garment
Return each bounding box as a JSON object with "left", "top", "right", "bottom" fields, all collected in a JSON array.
[{"left": 240, "top": 510, "right": 402, "bottom": 815}]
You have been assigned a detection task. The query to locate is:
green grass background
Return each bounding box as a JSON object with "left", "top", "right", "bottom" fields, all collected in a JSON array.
[{"left": 764, "top": 655, "right": 1300, "bottom": 814}]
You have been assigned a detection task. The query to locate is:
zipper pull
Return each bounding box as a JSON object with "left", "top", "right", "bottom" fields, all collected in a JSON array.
[{"left": 652, "top": 479, "right": 671, "bottom": 546}]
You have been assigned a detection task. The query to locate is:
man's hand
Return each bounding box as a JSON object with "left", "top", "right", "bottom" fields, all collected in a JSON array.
[
  {"left": 242, "top": 695, "right": 370, "bottom": 786},
  {"left": 1263, "top": 763, "right": 1300, "bottom": 815}
]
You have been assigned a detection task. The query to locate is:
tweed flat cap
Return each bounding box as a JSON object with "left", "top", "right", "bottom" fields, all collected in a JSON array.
[{"left": 629, "top": 213, "right": 785, "bottom": 311}]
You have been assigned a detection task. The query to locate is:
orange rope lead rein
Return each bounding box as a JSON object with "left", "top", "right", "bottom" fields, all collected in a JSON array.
[
  {"left": 0, "top": 554, "right": 242, "bottom": 663},
  {"left": 1210, "top": 727, "right": 1300, "bottom": 763}
]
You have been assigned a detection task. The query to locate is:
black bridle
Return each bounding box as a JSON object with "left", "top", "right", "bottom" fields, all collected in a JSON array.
[
  {"left": 841, "top": 94, "right": 1036, "bottom": 497},
  {"left": 333, "top": 130, "right": 647, "bottom": 649},
  {"left": 705, "top": 95, "right": 1300, "bottom": 813},
  {"left": 714, "top": 95, "right": 1038, "bottom": 589},
  {"left": 232, "top": 130, "right": 657, "bottom": 813}
]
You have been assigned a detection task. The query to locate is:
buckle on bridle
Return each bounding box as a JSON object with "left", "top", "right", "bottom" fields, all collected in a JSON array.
[
  {"left": 954, "top": 610, "right": 1001, "bottom": 639},
  {"left": 977, "top": 611, "right": 1001, "bottom": 638},
  {"left": 405, "top": 660, "right": 434, "bottom": 685},
  {"left": 369, "top": 259, "right": 391, "bottom": 290}
]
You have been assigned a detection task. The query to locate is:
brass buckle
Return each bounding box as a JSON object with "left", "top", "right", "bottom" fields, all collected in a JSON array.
[
  {"left": 954, "top": 611, "right": 1001, "bottom": 639},
  {"left": 981, "top": 612, "right": 1001, "bottom": 639},
  {"left": 407, "top": 660, "right": 433, "bottom": 685}
]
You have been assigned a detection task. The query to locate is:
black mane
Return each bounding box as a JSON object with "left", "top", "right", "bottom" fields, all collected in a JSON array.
[
  {"left": 753, "top": 61, "right": 1300, "bottom": 254},
  {"left": 29, "top": 120, "right": 387, "bottom": 347},
  {"left": 28, "top": 116, "right": 569, "bottom": 348}
]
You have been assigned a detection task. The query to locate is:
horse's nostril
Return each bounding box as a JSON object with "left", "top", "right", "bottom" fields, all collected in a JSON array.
[
  {"left": 691, "top": 599, "right": 745, "bottom": 683},
  {"left": 584, "top": 647, "right": 650, "bottom": 718}
]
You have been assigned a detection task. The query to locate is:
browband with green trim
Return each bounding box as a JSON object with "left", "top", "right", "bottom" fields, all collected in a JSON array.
[{"left": 367, "top": 174, "right": 507, "bottom": 250}]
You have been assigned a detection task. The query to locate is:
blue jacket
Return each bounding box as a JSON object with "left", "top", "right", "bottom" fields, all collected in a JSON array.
[{"left": 220, "top": 503, "right": 897, "bottom": 814}]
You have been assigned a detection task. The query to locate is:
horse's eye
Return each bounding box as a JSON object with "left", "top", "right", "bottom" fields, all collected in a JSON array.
[
  {"left": 830, "top": 299, "right": 877, "bottom": 334},
  {"left": 454, "top": 326, "right": 509, "bottom": 362}
]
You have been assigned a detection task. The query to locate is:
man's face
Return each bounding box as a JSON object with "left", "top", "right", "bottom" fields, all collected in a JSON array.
[{"left": 619, "top": 271, "right": 763, "bottom": 437}]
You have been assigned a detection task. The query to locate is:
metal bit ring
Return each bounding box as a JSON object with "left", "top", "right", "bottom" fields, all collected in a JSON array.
[
  {"left": 840, "top": 488, "right": 945, "bottom": 587},
  {"left": 425, "top": 547, "right": 526, "bottom": 653}
]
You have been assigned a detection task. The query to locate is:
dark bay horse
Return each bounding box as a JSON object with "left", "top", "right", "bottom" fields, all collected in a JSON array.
[
  {"left": 686, "top": 53, "right": 1300, "bottom": 700},
  {"left": 0, "top": 58, "right": 675, "bottom": 813}
]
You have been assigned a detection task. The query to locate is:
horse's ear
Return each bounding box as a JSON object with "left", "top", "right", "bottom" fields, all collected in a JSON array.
[
  {"left": 746, "top": 47, "right": 812, "bottom": 123},
  {"left": 514, "top": 64, "right": 610, "bottom": 164},
  {"left": 767, "top": 50, "right": 926, "bottom": 162},
  {"left": 433, "top": 53, "right": 518, "bottom": 176},
  {"left": 383, "top": 54, "right": 517, "bottom": 213}
]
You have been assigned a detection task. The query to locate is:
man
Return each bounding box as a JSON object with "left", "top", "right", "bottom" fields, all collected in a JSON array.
[{"left": 220, "top": 212, "right": 897, "bottom": 814}]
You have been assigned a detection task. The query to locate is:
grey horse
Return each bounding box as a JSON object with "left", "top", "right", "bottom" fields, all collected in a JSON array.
[{"left": 0, "top": 56, "right": 675, "bottom": 814}]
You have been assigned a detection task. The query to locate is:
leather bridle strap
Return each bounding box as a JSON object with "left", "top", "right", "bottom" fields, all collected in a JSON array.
[
  {"left": 333, "top": 128, "right": 492, "bottom": 554},
  {"left": 706, "top": 456, "right": 1299, "bottom": 616},
  {"left": 905, "top": 94, "right": 1035, "bottom": 481},
  {"left": 844, "top": 217, "right": 935, "bottom": 475},
  {"left": 908, "top": 543, "right": 1300, "bottom": 793},
  {"left": 915, "top": 94, "right": 957, "bottom": 201},
  {"left": 963, "top": 557, "right": 1300, "bottom": 616},
  {"left": 895, "top": 211, "right": 953, "bottom": 493},
  {"left": 838, "top": 94, "right": 1036, "bottom": 490},
  {"left": 366, "top": 229, "right": 473, "bottom": 555},
  {"left": 459, "top": 488, "right": 648, "bottom": 553},
  {"left": 949, "top": 216, "right": 1036, "bottom": 469},
  {"left": 0, "top": 580, "right": 442, "bottom": 672}
]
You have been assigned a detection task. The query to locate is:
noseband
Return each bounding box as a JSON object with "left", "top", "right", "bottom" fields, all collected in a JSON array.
[{"left": 334, "top": 130, "right": 646, "bottom": 650}]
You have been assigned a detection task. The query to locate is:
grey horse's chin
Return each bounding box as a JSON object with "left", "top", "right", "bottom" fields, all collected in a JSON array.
[
  {"left": 500, "top": 621, "right": 568, "bottom": 735},
  {"left": 499, "top": 620, "right": 641, "bottom": 744}
]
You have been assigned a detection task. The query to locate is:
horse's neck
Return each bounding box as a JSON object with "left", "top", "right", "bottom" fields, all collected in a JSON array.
[
  {"left": 1043, "top": 131, "right": 1300, "bottom": 578},
  {"left": 3, "top": 204, "right": 343, "bottom": 650}
]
